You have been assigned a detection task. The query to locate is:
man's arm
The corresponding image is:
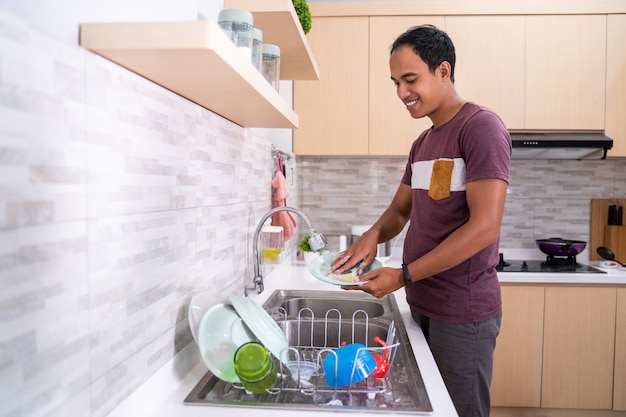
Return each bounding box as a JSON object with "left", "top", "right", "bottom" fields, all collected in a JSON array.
[
  {"left": 352, "top": 178, "right": 507, "bottom": 298},
  {"left": 402, "top": 177, "right": 507, "bottom": 283},
  {"left": 330, "top": 183, "right": 412, "bottom": 273}
]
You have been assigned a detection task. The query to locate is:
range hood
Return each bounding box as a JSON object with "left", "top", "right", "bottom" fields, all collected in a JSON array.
[{"left": 510, "top": 132, "right": 613, "bottom": 160}]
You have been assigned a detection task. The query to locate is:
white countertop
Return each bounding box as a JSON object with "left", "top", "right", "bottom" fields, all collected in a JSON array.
[
  {"left": 496, "top": 248, "right": 626, "bottom": 284},
  {"left": 497, "top": 262, "right": 626, "bottom": 284},
  {"left": 105, "top": 254, "right": 626, "bottom": 417},
  {"left": 106, "top": 255, "right": 458, "bottom": 417}
]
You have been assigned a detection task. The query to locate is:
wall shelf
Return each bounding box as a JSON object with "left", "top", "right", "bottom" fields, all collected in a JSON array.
[
  {"left": 225, "top": 0, "right": 320, "bottom": 80},
  {"left": 80, "top": 20, "right": 299, "bottom": 128}
]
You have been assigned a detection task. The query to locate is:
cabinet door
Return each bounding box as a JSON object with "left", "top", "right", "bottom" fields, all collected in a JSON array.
[
  {"left": 525, "top": 15, "right": 606, "bottom": 130},
  {"left": 446, "top": 16, "right": 525, "bottom": 130},
  {"left": 368, "top": 17, "right": 443, "bottom": 156},
  {"left": 542, "top": 287, "right": 616, "bottom": 409},
  {"left": 615, "top": 288, "right": 626, "bottom": 411},
  {"left": 293, "top": 17, "right": 369, "bottom": 155},
  {"left": 605, "top": 14, "right": 626, "bottom": 157},
  {"left": 490, "top": 285, "right": 544, "bottom": 407}
]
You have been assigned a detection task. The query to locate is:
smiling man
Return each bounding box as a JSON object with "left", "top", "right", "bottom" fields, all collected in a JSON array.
[{"left": 330, "top": 25, "right": 511, "bottom": 417}]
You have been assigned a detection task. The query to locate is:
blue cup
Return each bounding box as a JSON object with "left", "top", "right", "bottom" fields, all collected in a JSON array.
[{"left": 323, "top": 343, "right": 376, "bottom": 387}]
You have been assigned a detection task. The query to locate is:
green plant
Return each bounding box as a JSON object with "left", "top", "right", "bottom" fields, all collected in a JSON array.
[
  {"left": 292, "top": 0, "right": 312, "bottom": 34},
  {"left": 298, "top": 233, "right": 312, "bottom": 252}
]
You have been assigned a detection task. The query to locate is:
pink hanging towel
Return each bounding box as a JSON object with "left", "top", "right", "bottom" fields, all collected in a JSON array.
[{"left": 271, "top": 170, "right": 296, "bottom": 241}]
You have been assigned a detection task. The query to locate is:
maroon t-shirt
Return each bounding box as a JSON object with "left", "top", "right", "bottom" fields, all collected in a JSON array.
[{"left": 400, "top": 102, "right": 511, "bottom": 323}]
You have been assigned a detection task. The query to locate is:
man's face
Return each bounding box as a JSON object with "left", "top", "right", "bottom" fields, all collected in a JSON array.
[{"left": 389, "top": 45, "right": 444, "bottom": 120}]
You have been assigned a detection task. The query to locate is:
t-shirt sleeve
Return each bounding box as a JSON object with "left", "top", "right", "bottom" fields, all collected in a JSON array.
[{"left": 461, "top": 110, "right": 511, "bottom": 184}]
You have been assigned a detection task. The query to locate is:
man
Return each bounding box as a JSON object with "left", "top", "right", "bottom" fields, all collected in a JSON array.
[{"left": 330, "top": 25, "right": 511, "bottom": 417}]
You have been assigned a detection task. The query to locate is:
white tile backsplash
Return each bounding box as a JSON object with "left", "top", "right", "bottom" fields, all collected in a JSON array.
[
  {"left": 298, "top": 157, "right": 626, "bottom": 251},
  {"left": 0, "top": 9, "right": 298, "bottom": 417}
]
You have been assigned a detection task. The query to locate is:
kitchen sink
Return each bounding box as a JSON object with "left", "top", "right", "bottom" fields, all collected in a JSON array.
[
  {"left": 268, "top": 294, "right": 386, "bottom": 319},
  {"left": 184, "top": 290, "right": 433, "bottom": 414}
]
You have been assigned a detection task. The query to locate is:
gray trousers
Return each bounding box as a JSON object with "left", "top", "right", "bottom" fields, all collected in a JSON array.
[{"left": 411, "top": 310, "right": 502, "bottom": 417}]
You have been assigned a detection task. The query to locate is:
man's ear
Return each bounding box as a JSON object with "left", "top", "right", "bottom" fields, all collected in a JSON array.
[{"left": 438, "top": 61, "right": 452, "bottom": 81}]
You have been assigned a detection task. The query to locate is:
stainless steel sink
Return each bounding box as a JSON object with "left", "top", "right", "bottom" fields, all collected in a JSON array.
[
  {"left": 184, "top": 290, "right": 433, "bottom": 414},
  {"left": 266, "top": 291, "right": 386, "bottom": 319}
]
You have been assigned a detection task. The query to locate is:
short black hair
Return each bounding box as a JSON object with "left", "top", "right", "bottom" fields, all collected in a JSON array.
[{"left": 390, "top": 24, "right": 456, "bottom": 82}]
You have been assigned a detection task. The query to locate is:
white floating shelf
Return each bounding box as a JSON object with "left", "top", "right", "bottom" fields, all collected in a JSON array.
[
  {"left": 225, "top": 0, "right": 320, "bottom": 80},
  {"left": 80, "top": 20, "right": 299, "bottom": 128}
]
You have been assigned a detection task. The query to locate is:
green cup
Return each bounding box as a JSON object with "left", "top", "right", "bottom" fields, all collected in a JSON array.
[{"left": 233, "top": 342, "right": 277, "bottom": 394}]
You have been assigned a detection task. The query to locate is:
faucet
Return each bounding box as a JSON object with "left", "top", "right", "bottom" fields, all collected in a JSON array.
[{"left": 245, "top": 206, "right": 327, "bottom": 296}]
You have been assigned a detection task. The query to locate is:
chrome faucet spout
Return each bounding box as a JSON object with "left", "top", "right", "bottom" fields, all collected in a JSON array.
[{"left": 245, "top": 206, "right": 327, "bottom": 296}]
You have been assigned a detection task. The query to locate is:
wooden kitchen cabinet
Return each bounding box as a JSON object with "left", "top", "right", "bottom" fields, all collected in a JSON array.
[
  {"left": 490, "top": 285, "right": 544, "bottom": 407},
  {"left": 605, "top": 14, "right": 626, "bottom": 158},
  {"left": 525, "top": 15, "right": 606, "bottom": 130},
  {"left": 615, "top": 288, "right": 626, "bottom": 411},
  {"left": 298, "top": 9, "right": 614, "bottom": 155},
  {"left": 446, "top": 16, "right": 525, "bottom": 130},
  {"left": 295, "top": 16, "right": 440, "bottom": 156},
  {"left": 293, "top": 17, "right": 369, "bottom": 155},
  {"left": 368, "top": 16, "right": 443, "bottom": 155},
  {"left": 541, "top": 286, "right": 616, "bottom": 410}
]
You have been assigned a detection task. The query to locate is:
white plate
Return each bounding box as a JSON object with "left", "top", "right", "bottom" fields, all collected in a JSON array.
[
  {"left": 197, "top": 302, "right": 257, "bottom": 383},
  {"left": 188, "top": 292, "right": 226, "bottom": 344},
  {"left": 228, "top": 294, "right": 290, "bottom": 364},
  {"left": 309, "top": 252, "right": 383, "bottom": 286}
]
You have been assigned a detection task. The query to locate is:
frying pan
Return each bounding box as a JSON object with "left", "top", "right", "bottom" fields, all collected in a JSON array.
[{"left": 535, "top": 238, "right": 587, "bottom": 257}]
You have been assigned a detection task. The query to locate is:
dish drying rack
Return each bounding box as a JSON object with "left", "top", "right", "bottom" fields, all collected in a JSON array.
[{"left": 232, "top": 306, "right": 400, "bottom": 396}]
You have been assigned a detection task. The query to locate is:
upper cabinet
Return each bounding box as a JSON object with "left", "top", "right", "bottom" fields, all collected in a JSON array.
[
  {"left": 524, "top": 15, "right": 606, "bottom": 130},
  {"left": 80, "top": 0, "right": 319, "bottom": 129},
  {"left": 369, "top": 16, "right": 444, "bottom": 155},
  {"left": 446, "top": 16, "right": 525, "bottom": 130},
  {"left": 294, "top": 17, "right": 370, "bottom": 155},
  {"left": 294, "top": 16, "right": 442, "bottom": 156},
  {"left": 449, "top": 15, "right": 606, "bottom": 132},
  {"left": 605, "top": 14, "right": 626, "bottom": 157},
  {"left": 296, "top": 3, "right": 625, "bottom": 156}
]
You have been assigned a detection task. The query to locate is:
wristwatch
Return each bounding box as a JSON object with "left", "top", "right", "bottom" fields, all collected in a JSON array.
[{"left": 402, "top": 263, "right": 413, "bottom": 288}]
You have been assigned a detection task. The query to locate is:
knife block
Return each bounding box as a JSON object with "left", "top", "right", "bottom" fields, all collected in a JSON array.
[
  {"left": 590, "top": 198, "right": 626, "bottom": 260},
  {"left": 604, "top": 226, "right": 626, "bottom": 263}
]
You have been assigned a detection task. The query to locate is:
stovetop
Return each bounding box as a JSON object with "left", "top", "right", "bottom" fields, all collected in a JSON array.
[{"left": 496, "top": 254, "right": 606, "bottom": 274}]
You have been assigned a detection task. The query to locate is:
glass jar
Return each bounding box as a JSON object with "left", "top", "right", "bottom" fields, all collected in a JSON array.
[
  {"left": 261, "top": 44, "right": 281, "bottom": 92},
  {"left": 217, "top": 9, "right": 254, "bottom": 60},
  {"left": 233, "top": 342, "right": 277, "bottom": 394},
  {"left": 251, "top": 28, "right": 263, "bottom": 71}
]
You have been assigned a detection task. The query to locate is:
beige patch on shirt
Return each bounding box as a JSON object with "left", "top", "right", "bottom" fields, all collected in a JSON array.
[{"left": 428, "top": 159, "right": 454, "bottom": 200}]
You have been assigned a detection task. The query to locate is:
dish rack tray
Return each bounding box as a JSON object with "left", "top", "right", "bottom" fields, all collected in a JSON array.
[{"left": 230, "top": 306, "right": 400, "bottom": 395}]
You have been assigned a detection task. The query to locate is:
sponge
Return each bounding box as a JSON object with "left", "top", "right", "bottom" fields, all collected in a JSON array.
[
  {"left": 332, "top": 269, "right": 357, "bottom": 282},
  {"left": 330, "top": 261, "right": 362, "bottom": 282}
]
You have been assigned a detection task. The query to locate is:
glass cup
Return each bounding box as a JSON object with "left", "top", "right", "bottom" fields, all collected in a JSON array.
[{"left": 233, "top": 342, "right": 277, "bottom": 394}]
